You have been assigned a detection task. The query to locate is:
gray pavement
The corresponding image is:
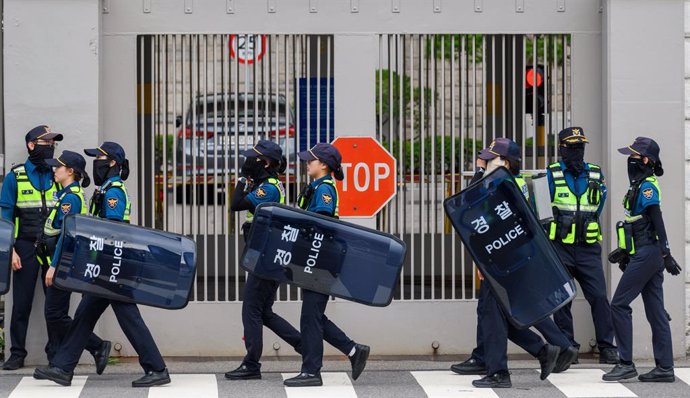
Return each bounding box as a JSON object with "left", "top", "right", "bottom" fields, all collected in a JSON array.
[{"left": 0, "top": 356, "right": 689, "bottom": 397}]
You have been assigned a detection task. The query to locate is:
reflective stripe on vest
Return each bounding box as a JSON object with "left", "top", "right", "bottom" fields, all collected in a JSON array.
[
  {"left": 548, "top": 162, "right": 602, "bottom": 244},
  {"left": 246, "top": 178, "right": 286, "bottom": 223},
  {"left": 13, "top": 165, "right": 59, "bottom": 239},
  {"left": 44, "top": 186, "right": 88, "bottom": 237},
  {"left": 90, "top": 180, "right": 131, "bottom": 222}
]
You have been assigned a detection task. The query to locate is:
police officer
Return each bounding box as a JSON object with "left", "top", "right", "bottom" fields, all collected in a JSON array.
[
  {"left": 34, "top": 142, "right": 170, "bottom": 388},
  {"left": 40, "top": 151, "right": 111, "bottom": 373},
  {"left": 547, "top": 127, "right": 618, "bottom": 364},
  {"left": 463, "top": 138, "right": 568, "bottom": 388},
  {"left": 283, "top": 143, "right": 370, "bottom": 387},
  {"left": 0, "top": 126, "right": 62, "bottom": 370},
  {"left": 603, "top": 137, "right": 679, "bottom": 382},
  {"left": 225, "top": 140, "right": 301, "bottom": 380}
]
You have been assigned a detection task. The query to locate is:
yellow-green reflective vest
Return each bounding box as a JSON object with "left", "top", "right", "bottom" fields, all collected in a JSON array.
[
  {"left": 514, "top": 175, "right": 530, "bottom": 202},
  {"left": 44, "top": 185, "right": 87, "bottom": 237},
  {"left": 246, "top": 177, "right": 286, "bottom": 223},
  {"left": 12, "top": 164, "right": 59, "bottom": 240},
  {"left": 547, "top": 162, "right": 603, "bottom": 244},
  {"left": 297, "top": 178, "right": 340, "bottom": 218},
  {"left": 617, "top": 176, "right": 661, "bottom": 255},
  {"left": 90, "top": 180, "right": 131, "bottom": 222}
]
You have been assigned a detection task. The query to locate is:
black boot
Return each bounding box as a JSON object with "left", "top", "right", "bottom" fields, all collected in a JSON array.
[
  {"left": 2, "top": 355, "right": 25, "bottom": 371},
  {"left": 472, "top": 371, "right": 512, "bottom": 388},
  {"left": 93, "top": 340, "right": 112, "bottom": 375},
  {"left": 450, "top": 358, "right": 486, "bottom": 375},
  {"left": 33, "top": 366, "right": 74, "bottom": 386},
  {"left": 553, "top": 347, "right": 578, "bottom": 373},
  {"left": 132, "top": 368, "right": 171, "bottom": 387},
  {"left": 638, "top": 366, "right": 675, "bottom": 383},
  {"left": 225, "top": 364, "right": 261, "bottom": 380},
  {"left": 349, "top": 344, "right": 370, "bottom": 381},
  {"left": 537, "top": 344, "right": 559, "bottom": 380},
  {"left": 602, "top": 363, "right": 637, "bottom": 381},
  {"left": 283, "top": 373, "right": 323, "bottom": 387},
  {"left": 599, "top": 348, "right": 620, "bottom": 364}
]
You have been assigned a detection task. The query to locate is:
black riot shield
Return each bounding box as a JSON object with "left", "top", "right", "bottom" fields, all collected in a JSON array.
[
  {"left": 444, "top": 167, "right": 576, "bottom": 329},
  {"left": 0, "top": 219, "right": 15, "bottom": 295},
  {"left": 241, "top": 204, "right": 406, "bottom": 307},
  {"left": 53, "top": 215, "right": 196, "bottom": 309}
]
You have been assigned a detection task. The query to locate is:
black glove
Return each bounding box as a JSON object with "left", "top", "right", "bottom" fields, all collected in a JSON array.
[
  {"left": 663, "top": 254, "right": 681, "bottom": 276},
  {"left": 618, "top": 256, "right": 630, "bottom": 272}
]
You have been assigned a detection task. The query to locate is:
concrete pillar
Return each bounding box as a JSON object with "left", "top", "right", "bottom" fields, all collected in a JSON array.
[
  {"left": 3, "top": 0, "right": 100, "bottom": 364},
  {"left": 603, "top": 0, "right": 686, "bottom": 359}
]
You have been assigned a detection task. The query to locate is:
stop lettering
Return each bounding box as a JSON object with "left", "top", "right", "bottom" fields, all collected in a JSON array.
[{"left": 332, "top": 137, "right": 397, "bottom": 217}]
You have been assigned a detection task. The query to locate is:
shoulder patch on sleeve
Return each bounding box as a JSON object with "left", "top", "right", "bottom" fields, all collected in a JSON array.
[
  {"left": 321, "top": 193, "right": 333, "bottom": 204},
  {"left": 642, "top": 188, "right": 654, "bottom": 200},
  {"left": 255, "top": 187, "right": 267, "bottom": 198},
  {"left": 61, "top": 203, "right": 72, "bottom": 214},
  {"left": 107, "top": 197, "right": 118, "bottom": 209}
]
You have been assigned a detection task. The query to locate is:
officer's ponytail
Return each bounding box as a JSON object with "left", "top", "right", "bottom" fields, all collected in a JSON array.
[
  {"left": 277, "top": 156, "right": 287, "bottom": 174},
  {"left": 81, "top": 172, "right": 91, "bottom": 188},
  {"left": 653, "top": 159, "right": 664, "bottom": 177},
  {"left": 120, "top": 159, "right": 130, "bottom": 181}
]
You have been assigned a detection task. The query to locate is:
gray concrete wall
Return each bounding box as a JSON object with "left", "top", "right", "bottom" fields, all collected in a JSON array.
[
  {"left": 604, "top": 0, "right": 687, "bottom": 359},
  {"left": 3, "top": 0, "right": 101, "bottom": 364}
]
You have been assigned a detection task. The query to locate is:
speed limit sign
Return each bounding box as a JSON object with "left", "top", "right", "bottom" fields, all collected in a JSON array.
[{"left": 229, "top": 35, "right": 267, "bottom": 64}]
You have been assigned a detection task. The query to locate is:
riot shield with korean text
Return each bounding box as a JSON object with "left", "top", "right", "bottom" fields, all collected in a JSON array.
[
  {"left": 444, "top": 167, "right": 575, "bottom": 329},
  {"left": 241, "top": 203, "right": 406, "bottom": 307},
  {"left": 0, "top": 219, "right": 14, "bottom": 295},
  {"left": 53, "top": 215, "right": 196, "bottom": 309}
]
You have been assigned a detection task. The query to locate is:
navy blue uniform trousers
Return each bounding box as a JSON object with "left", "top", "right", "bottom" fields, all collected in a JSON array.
[
  {"left": 242, "top": 273, "right": 302, "bottom": 371},
  {"left": 52, "top": 295, "right": 165, "bottom": 373},
  {"left": 9, "top": 239, "right": 48, "bottom": 359},
  {"left": 552, "top": 242, "right": 616, "bottom": 350},
  {"left": 479, "top": 282, "right": 570, "bottom": 375},
  {"left": 44, "top": 286, "right": 103, "bottom": 364},
  {"left": 300, "top": 289, "right": 355, "bottom": 374},
  {"left": 610, "top": 244, "right": 673, "bottom": 368}
]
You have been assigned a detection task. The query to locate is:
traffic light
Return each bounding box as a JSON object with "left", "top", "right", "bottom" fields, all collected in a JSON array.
[{"left": 525, "top": 65, "right": 545, "bottom": 126}]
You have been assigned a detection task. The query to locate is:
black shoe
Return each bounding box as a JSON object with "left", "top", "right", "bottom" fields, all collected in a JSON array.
[
  {"left": 33, "top": 366, "right": 73, "bottom": 386},
  {"left": 2, "top": 355, "right": 25, "bottom": 371},
  {"left": 602, "top": 363, "right": 637, "bottom": 381},
  {"left": 349, "top": 344, "right": 370, "bottom": 381},
  {"left": 553, "top": 347, "right": 578, "bottom": 373},
  {"left": 638, "top": 366, "right": 675, "bottom": 383},
  {"left": 450, "top": 358, "right": 486, "bottom": 375},
  {"left": 472, "top": 372, "right": 512, "bottom": 388},
  {"left": 132, "top": 368, "right": 171, "bottom": 387},
  {"left": 93, "top": 340, "right": 112, "bottom": 375},
  {"left": 537, "top": 344, "right": 560, "bottom": 380},
  {"left": 225, "top": 364, "right": 261, "bottom": 380},
  {"left": 599, "top": 348, "right": 620, "bottom": 364},
  {"left": 283, "top": 373, "right": 323, "bottom": 387}
]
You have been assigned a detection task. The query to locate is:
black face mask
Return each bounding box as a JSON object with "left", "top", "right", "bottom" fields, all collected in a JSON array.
[
  {"left": 240, "top": 157, "right": 269, "bottom": 181},
  {"left": 93, "top": 159, "right": 119, "bottom": 186},
  {"left": 29, "top": 144, "right": 55, "bottom": 171},
  {"left": 627, "top": 157, "right": 653, "bottom": 185},
  {"left": 560, "top": 145, "right": 585, "bottom": 175}
]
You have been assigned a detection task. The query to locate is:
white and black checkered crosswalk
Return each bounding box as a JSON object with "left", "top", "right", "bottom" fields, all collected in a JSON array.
[{"left": 1, "top": 368, "right": 690, "bottom": 397}]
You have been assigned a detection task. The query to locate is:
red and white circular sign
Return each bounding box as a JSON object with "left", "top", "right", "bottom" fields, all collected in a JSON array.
[{"left": 229, "top": 34, "right": 267, "bottom": 64}]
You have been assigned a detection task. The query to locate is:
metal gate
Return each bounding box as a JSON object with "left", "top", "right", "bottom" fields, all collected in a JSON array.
[{"left": 137, "top": 33, "right": 572, "bottom": 303}]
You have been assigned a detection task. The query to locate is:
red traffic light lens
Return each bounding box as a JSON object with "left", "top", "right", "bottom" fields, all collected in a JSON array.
[{"left": 526, "top": 68, "right": 543, "bottom": 88}]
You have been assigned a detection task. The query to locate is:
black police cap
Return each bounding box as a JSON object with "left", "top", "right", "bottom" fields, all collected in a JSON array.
[
  {"left": 558, "top": 127, "right": 589, "bottom": 145},
  {"left": 298, "top": 142, "right": 344, "bottom": 180},
  {"left": 25, "top": 125, "right": 63, "bottom": 143},
  {"left": 241, "top": 139, "right": 283, "bottom": 162},
  {"left": 84, "top": 141, "right": 127, "bottom": 165},
  {"left": 617, "top": 136, "right": 661, "bottom": 163},
  {"left": 479, "top": 137, "right": 522, "bottom": 162}
]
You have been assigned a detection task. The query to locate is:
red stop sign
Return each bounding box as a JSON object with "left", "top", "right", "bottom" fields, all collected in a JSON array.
[{"left": 332, "top": 137, "right": 397, "bottom": 217}]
